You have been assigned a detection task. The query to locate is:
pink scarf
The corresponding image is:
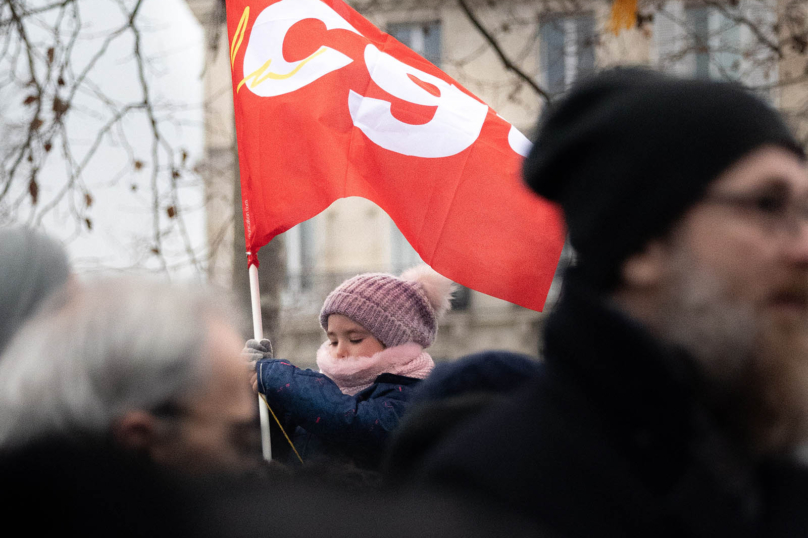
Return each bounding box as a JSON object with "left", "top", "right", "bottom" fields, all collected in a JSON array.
[{"left": 316, "top": 341, "right": 435, "bottom": 396}]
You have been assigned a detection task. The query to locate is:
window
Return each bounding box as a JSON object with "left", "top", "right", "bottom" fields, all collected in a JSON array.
[
  {"left": 684, "top": 4, "right": 742, "bottom": 80},
  {"left": 390, "top": 222, "right": 422, "bottom": 275},
  {"left": 539, "top": 14, "right": 596, "bottom": 95},
  {"left": 450, "top": 286, "right": 472, "bottom": 311},
  {"left": 285, "top": 219, "right": 315, "bottom": 292},
  {"left": 388, "top": 21, "right": 442, "bottom": 67},
  {"left": 654, "top": 1, "right": 776, "bottom": 87}
]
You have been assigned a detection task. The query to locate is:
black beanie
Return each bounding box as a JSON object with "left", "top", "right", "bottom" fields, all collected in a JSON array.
[{"left": 524, "top": 67, "right": 805, "bottom": 290}]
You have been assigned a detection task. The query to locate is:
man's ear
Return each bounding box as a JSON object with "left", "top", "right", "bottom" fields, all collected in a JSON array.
[
  {"left": 621, "top": 240, "right": 669, "bottom": 289},
  {"left": 112, "top": 410, "right": 158, "bottom": 453}
]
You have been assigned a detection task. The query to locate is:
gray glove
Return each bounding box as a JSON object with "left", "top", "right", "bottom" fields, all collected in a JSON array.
[{"left": 242, "top": 338, "right": 273, "bottom": 364}]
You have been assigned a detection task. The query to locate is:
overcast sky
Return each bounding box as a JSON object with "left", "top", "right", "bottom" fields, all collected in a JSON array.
[{"left": 26, "top": 0, "right": 207, "bottom": 280}]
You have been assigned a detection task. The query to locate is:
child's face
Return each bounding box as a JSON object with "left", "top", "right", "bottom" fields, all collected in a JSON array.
[{"left": 326, "top": 314, "right": 385, "bottom": 359}]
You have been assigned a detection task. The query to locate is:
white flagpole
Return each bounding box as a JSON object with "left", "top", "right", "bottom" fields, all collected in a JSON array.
[{"left": 249, "top": 263, "right": 272, "bottom": 461}]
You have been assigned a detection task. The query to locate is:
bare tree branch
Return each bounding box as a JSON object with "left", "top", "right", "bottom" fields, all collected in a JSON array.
[
  {"left": 456, "top": 0, "right": 552, "bottom": 103},
  {"left": 0, "top": 0, "right": 210, "bottom": 275},
  {"left": 703, "top": 0, "right": 783, "bottom": 59}
]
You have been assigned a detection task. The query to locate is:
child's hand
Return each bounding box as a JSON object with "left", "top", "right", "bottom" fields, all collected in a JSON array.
[
  {"left": 243, "top": 338, "right": 274, "bottom": 360},
  {"left": 242, "top": 339, "right": 273, "bottom": 393}
]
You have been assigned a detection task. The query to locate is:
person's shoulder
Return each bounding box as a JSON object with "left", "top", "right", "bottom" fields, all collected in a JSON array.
[
  {"left": 423, "top": 364, "right": 582, "bottom": 452},
  {"left": 412, "top": 362, "right": 610, "bottom": 486},
  {"left": 413, "top": 350, "right": 541, "bottom": 404}
]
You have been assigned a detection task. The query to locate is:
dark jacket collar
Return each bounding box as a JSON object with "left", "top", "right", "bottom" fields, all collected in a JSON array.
[
  {"left": 544, "top": 271, "right": 750, "bottom": 492},
  {"left": 544, "top": 270, "right": 699, "bottom": 427},
  {"left": 374, "top": 373, "right": 423, "bottom": 386},
  {"left": 544, "top": 272, "right": 766, "bottom": 526}
]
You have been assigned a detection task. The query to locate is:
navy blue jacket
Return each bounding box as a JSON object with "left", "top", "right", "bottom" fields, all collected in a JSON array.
[{"left": 256, "top": 358, "right": 421, "bottom": 468}]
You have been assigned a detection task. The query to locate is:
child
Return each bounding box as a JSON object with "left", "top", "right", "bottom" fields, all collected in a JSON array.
[{"left": 247, "top": 265, "right": 453, "bottom": 469}]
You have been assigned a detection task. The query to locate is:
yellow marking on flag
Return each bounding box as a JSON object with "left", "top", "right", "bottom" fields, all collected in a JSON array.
[
  {"left": 231, "top": 6, "right": 250, "bottom": 68},
  {"left": 237, "top": 47, "right": 328, "bottom": 93}
]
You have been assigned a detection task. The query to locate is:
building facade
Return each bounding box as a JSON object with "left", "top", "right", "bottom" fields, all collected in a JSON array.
[{"left": 186, "top": 0, "right": 805, "bottom": 367}]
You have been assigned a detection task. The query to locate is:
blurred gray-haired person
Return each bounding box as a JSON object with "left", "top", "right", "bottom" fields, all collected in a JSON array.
[{"left": 0, "top": 277, "right": 257, "bottom": 475}]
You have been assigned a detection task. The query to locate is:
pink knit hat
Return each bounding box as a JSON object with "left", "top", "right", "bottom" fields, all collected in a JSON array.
[{"left": 319, "top": 265, "right": 454, "bottom": 348}]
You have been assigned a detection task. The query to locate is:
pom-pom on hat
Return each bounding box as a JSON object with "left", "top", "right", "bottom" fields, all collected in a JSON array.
[
  {"left": 523, "top": 67, "right": 805, "bottom": 290},
  {"left": 319, "top": 265, "right": 454, "bottom": 348}
]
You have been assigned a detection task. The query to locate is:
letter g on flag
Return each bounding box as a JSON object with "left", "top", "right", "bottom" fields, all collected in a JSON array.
[{"left": 348, "top": 45, "right": 488, "bottom": 158}]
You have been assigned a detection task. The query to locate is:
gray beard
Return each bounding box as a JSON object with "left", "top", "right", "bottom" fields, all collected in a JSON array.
[
  {"left": 656, "top": 248, "right": 808, "bottom": 455},
  {"left": 658, "top": 254, "right": 757, "bottom": 393}
]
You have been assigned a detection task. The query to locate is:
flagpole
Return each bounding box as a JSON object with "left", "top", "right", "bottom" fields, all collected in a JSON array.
[{"left": 249, "top": 262, "right": 272, "bottom": 461}]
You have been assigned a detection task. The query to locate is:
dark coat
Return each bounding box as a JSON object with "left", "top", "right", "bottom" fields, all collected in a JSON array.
[
  {"left": 0, "top": 436, "right": 544, "bottom": 538},
  {"left": 256, "top": 358, "right": 421, "bottom": 468},
  {"left": 0, "top": 436, "right": 190, "bottom": 538},
  {"left": 411, "top": 350, "right": 541, "bottom": 402},
  {"left": 383, "top": 350, "right": 541, "bottom": 484},
  {"left": 414, "top": 273, "right": 808, "bottom": 538}
]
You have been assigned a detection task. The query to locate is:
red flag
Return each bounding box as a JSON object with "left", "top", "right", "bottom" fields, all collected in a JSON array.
[{"left": 226, "top": 0, "right": 565, "bottom": 311}]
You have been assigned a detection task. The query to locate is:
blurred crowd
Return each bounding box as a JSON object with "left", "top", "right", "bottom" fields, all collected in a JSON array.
[{"left": 3, "top": 68, "right": 808, "bottom": 537}]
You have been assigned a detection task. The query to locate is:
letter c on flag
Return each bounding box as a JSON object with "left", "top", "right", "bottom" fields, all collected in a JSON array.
[
  {"left": 241, "top": 0, "right": 363, "bottom": 97},
  {"left": 348, "top": 45, "right": 488, "bottom": 158}
]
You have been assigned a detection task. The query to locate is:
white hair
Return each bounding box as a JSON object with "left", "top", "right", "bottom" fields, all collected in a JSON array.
[{"left": 0, "top": 277, "right": 243, "bottom": 449}]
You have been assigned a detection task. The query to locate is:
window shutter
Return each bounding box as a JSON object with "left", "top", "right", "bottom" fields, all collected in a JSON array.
[
  {"left": 740, "top": 0, "right": 778, "bottom": 100},
  {"left": 540, "top": 18, "right": 567, "bottom": 94},
  {"left": 654, "top": 1, "right": 689, "bottom": 76},
  {"left": 710, "top": 5, "right": 742, "bottom": 81}
]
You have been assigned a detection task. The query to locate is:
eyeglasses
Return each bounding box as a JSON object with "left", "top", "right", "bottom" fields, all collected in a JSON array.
[{"left": 704, "top": 191, "right": 808, "bottom": 234}]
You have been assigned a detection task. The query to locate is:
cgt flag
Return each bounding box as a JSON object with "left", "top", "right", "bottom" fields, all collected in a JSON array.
[{"left": 226, "top": 0, "right": 565, "bottom": 311}]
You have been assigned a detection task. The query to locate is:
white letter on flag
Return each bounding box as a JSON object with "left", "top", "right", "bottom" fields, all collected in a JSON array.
[
  {"left": 242, "top": 0, "right": 363, "bottom": 97},
  {"left": 348, "top": 44, "right": 488, "bottom": 158}
]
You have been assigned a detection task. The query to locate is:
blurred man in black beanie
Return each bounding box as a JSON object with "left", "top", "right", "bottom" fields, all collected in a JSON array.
[
  {"left": 411, "top": 68, "right": 808, "bottom": 538},
  {"left": 524, "top": 67, "right": 805, "bottom": 289}
]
